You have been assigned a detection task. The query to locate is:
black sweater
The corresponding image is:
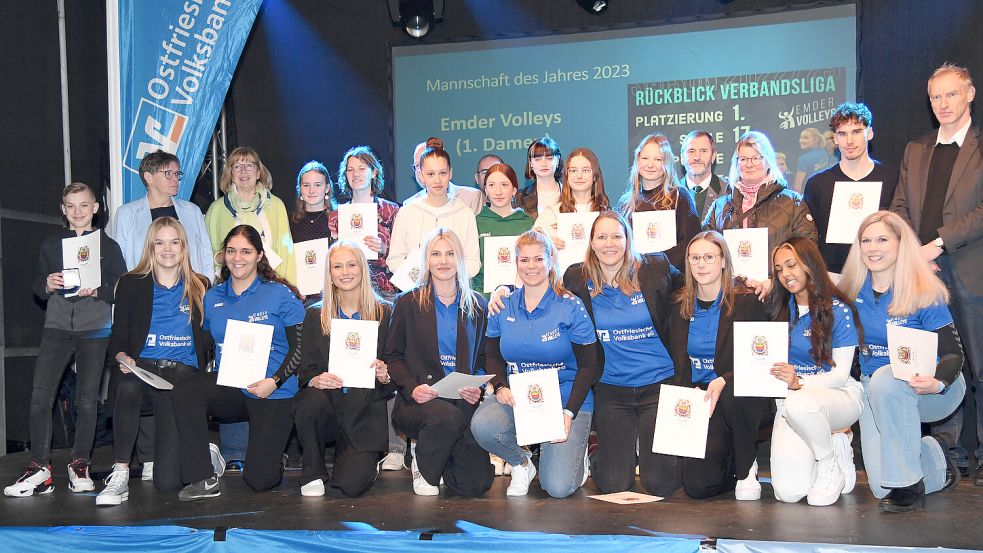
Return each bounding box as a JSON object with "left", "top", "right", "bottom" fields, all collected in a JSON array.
[
  {"left": 667, "top": 291, "right": 769, "bottom": 385},
  {"left": 385, "top": 289, "right": 488, "bottom": 408},
  {"left": 298, "top": 303, "right": 395, "bottom": 453}
]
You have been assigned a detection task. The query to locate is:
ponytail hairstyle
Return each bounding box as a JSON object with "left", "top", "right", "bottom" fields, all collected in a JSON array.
[
  {"left": 217, "top": 225, "right": 302, "bottom": 300},
  {"left": 515, "top": 229, "right": 568, "bottom": 297}
]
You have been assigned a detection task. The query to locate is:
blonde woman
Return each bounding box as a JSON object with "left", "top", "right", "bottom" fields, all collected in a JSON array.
[
  {"left": 840, "top": 211, "right": 965, "bottom": 511},
  {"left": 384, "top": 228, "right": 493, "bottom": 496},
  {"left": 471, "top": 230, "right": 600, "bottom": 498},
  {"left": 617, "top": 133, "right": 700, "bottom": 270},
  {"left": 97, "top": 217, "right": 212, "bottom": 505},
  {"left": 293, "top": 241, "right": 393, "bottom": 497}
]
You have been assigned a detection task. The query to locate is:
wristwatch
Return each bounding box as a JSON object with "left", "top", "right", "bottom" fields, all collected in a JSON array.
[
  {"left": 933, "top": 237, "right": 945, "bottom": 250},
  {"left": 271, "top": 374, "right": 282, "bottom": 387}
]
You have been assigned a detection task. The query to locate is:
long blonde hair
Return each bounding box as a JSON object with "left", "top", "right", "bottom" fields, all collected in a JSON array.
[
  {"left": 129, "top": 217, "right": 208, "bottom": 324},
  {"left": 319, "top": 241, "right": 385, "bottom": 335},
  {"left": 515, "top": 230, "right": 567, "bottom": 297},
  {"left": 414, "top": 227, "right": 479, "bottom": 319},
  {"left": 840, "top": 211, "right": 949, "bottom": 316},
  {"left": 674, "top": 231, "right": 736, "bottom": 320},
  {"left": 618, "top": 133, "right": 681, "bottom": 217},
  {"left": 580, "top": 211, "right": 641, "bottom": 298},
  {"left": 219, "top": 146, "right": 273, "bottom": 195}
]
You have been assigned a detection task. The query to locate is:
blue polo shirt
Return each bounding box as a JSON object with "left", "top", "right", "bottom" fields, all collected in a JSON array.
[
  {"left": 139, "top": 278, "right": 198, "bottom": 368},
  {"left": 435, "top": 291, "right": 460, "bottom": 376},
  {"left": 788, "top": 297, "right": 858, "bottom": 376},
  {"left": 204, "top": 277, "right": 306, "bottom": 399},
  {"left": 855, "top": 275, "right": 952, "bottom": 376},
  {"left": 487, "top": 286, "right": 597, "bottom": 412},
  {"left": 688, "top": 295, "right": 722, "bottom": 384},
  {"left": 590, "top": 283, "right": 672, "bottom": 387}
]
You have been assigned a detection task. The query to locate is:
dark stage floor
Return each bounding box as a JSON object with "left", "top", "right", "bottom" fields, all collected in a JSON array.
[{"left": 0, "top": 446, "right": 981, "bottom": 551}]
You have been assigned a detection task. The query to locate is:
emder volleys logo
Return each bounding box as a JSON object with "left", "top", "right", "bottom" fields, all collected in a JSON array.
[{"left": 122, "top": 99, "right": 188, "bottom": 175}]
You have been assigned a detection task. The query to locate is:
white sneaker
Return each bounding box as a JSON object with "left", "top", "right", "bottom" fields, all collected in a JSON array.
[
  {"left": 807, "top": 454, "right": 845, "bottom": 506},
  {"left": 96, "top": 469, "right": 130, "bottom": 506},
  {"left": 735, "top": 460, "right": 762, "bottom": 501},
  {"left": 141, "top": 462, "right": 154, "bottom": 481},
  {"left": 4, "top": 462, "right": 54, "bottom": 497},
  {"left": 410, "top": 453, "right": 439, "bottom": 496},
  {"left": 67, "top": 459, "right": 95, "bottom": 492},
  {"left": 506, "top": 455, "right": 537, "bottom": 496},
  {"left": 209, "top": 443, "right": 227, "bottom": 478},
  {"left": 300, "top": 478, "right": 325, "bottom": 497},
  {"left": 381, "top": 452, "right": 405, "bottom": 471},
  {"left": 832, "top": 432, "right": 856, "bottom": 494}
]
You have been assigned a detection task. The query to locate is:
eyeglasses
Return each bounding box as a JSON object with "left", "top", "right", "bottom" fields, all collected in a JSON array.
[
  {"left": 232, "top": 162, "right": 257, "bottom": 173},
  {"left": 156, "top": 169, "right": 184, "bottom": 181},
  {"left": 738, "top": 155, "right": 764, "bottom": 166},
  {"left": 476, "top": 169, "right": 490, "bottom": 177},
  {"left": 688, "top": 253, "right": 721, "bottom": 265},
  {"left": 567, "top": 168, "right": 594, "bottom": 176}
]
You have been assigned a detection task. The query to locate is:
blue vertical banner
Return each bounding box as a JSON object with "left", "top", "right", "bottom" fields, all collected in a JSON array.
[{"left": 107, "top": 0, "right": 263, "bottom": 207}]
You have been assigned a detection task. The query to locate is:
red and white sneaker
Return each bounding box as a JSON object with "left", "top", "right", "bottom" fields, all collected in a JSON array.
[
  {"left": 67, "top": 459, "right": 95, "bottom": 492},
  {"left": 4, "top": 462, "right": 54, "bottom": 497}
]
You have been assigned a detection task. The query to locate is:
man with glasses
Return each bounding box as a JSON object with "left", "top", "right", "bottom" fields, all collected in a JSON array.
[
  {"left": 402, "top": 138, "right": 484, "bottom": 214},
  {"left": 109, "top": 149, "right": 213, "bottom": 278}
]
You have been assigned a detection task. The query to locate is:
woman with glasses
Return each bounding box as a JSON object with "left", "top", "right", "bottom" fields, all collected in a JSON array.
[
  {"left": 668, "top": 231, "right": 771, "bottom": 500},
  {"left": 534, "top": 148, "right": 611, "bottom": 251},
  {"left": 328, "top": 146, "right": 400, "bottom": 299},
  {"left": 205, "top": 147, "right": 295, "bottom": 285},
  {"left": 840, "top": 211, "right": 964, "bottom": 512},
  {"left": 766, "top": 237, "right": 861, "bottom": 507},
  {"left": 516, "top": 137, "right": 563, "bottom": 220},
  {"left": 704, "top": 131, "right": 818, "bottom": 278},
  {"left": 617, "top": 133, "right": 701, "bottom": 270},
  {"left": 560, "top": 211, "right": 681, "bottom": 497}
]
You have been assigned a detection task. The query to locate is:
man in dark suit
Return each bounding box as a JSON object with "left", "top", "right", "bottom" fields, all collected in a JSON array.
[
  {"left": 681, "top": 130, "right": 727, "bottom": 221},
  {"left": 892, "top": 62, "right": 983, "bottom": 484}
]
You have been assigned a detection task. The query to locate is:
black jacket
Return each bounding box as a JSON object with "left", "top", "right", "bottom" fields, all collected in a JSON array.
[
  {"left": 385, "top": 289, "right": 488, "bottom": 409},
  {"left": 562, "top": 253, "right": 683, "bottom": 372},
  {"left": 297, "top": 303, "right": 395, "bottom": 453},
  {"left": 667, "top": 290, "right": 768, "bottom": 385}
]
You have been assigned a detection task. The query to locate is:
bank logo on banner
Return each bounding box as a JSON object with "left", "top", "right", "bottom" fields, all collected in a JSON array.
[{"left": 122, "top": 99, "right": 189, "bottom": 176}]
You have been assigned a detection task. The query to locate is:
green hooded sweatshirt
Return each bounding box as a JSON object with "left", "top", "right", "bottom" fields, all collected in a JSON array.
[{"left": 474, "top": 206, "right": 534, "bottom": 296}]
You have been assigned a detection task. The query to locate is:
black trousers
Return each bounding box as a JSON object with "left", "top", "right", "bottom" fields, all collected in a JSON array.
[
  {"left": 112, "top": 361, "right": 196, "bottom": 492},
  {"left": 172, "top": 372, "right": 294, "bottom": 492},
  {"left": 393, "top": 397, "right": 492, "bottom": 497},
  {"left": 593, "top": 381, "right": 681, "bottom": 497},
  {"left": 681, "top": 381, "right": 771, "bottom": 499},
  {"left": 29, "top": 330, "right": 107, "bottom": 465},
  {"left": 293, "top": 388, "right": 381, "bottom": 497}
]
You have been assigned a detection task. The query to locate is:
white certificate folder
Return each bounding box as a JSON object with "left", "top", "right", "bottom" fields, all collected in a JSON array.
[
  {"left": 652, "top": 384, "right": 710, "bottom": 458},
  {"left": 328, "top": 319, "right": 379, "bottom": 389},
  {"left": 216, "top": 320, "right": 275, "bottom": 389},
  {"left": 510, "top": 368, "right": 566, "bottom": 446},
  {"left": 733, "top": 321, "right": 789, "bottom": 398}
]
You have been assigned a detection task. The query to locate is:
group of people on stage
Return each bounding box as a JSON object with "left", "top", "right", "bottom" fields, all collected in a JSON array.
[{"left": 6, "top": 62, "right": 981, "bottom": 515}]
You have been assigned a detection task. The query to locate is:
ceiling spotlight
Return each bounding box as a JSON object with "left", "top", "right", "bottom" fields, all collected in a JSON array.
[
  {"left": 387, "top": 0, "right": 445, "bottom": 39},
  {"left": 576, "top": 0, "right": 608, "bottom": 14}
]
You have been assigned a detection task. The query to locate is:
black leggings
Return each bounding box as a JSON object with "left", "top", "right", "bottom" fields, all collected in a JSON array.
[
  {"left": 172, "top": 372, "right": 294, "bottom": 492},
  {"left": 112, "top": 361, "right": 196, "bottom": 492},
  {"left": 293, "top": 388, "right": 381, "bottom": 497}
]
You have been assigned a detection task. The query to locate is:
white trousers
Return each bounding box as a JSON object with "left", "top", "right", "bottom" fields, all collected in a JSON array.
[{"left": 770, "top": 381, "right": 863, "bottom": 503}]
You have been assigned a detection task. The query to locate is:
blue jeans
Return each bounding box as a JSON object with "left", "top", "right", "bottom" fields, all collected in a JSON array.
[
  {"left": 471, "top": 399, "right": 591, "bottom": 498},
  {"left": 219, "top": 422, "right": 249, "bottom": 461},
  {"left": 859, "top": 367, "right": 966, "bottom": 498}
]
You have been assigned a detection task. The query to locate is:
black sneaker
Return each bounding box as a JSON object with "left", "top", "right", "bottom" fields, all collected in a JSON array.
[{"left": 178, "top": 476, "right": 221, "bottom": 502}]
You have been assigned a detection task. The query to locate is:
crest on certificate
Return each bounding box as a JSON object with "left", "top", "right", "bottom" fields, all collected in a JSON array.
[
  {"left": 409, "top": 266, "right": 420, "bottom": 282},
  {"left": 848, "top": 192, "right": 865, "bottom": 210},
  {"left": 674, "top": 399, "right": 692, "bottom": 418},
  {"left": 497, "top": 247, "right": 511, "bottom": 264},
  {"left": 305, "top": 249, "right": 317, "bottom": 267},
  {"left": 527, "top": 383, "right": 544, "bottom": 404},
  {"left": 237, "top": 334, "right": 255, "bottom": 355},
  {"left": 897, "top": 345, "right": 912, "bottom": 365},
  {"left": 77, "top": 245, "right": 90, "bottom": 263},
  {"left": 350, "top": 212, "right": 364, "bottom": 230},
  {"left": 737, "top": 240, "right": 752, "bottom": 258},
  {"left": 646, "top": 221, "right": 660, "bottom": 240},
  {"left": 571, "top": 223, "right": 585, "bottom": 240},
  {"left": 345, "top": 332, "right": 361, "bottom": 352},
  {"left": 752, "top": 335, "right": 768, "bottom": 358}
]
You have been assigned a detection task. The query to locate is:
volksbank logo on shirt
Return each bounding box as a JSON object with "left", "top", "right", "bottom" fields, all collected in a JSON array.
[
  {"left": 146, "top": 333, "right": 156, "bottom": 347},
  {"left": 596, "top": 329, "right": 610, "bottom": 342}
]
